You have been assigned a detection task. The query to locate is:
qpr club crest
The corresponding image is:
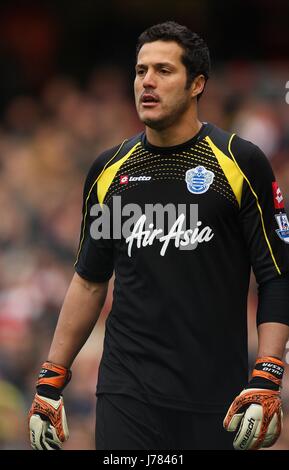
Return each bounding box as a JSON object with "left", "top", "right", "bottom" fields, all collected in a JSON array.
[
  {"left": 185, "top": 166, "right": 215, "bottom": 194},
  {"left": 275, "top": 212, "right": 289, "bottom": 243}
]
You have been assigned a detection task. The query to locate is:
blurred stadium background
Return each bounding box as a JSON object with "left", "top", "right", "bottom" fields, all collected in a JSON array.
[{"left": 0, "top": 0, "right": 289, "bottom": 450}]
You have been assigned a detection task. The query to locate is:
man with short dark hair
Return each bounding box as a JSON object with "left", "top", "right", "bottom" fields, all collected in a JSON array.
[{"left": 28, "top": 21, "right": 289, "bottom": 450}]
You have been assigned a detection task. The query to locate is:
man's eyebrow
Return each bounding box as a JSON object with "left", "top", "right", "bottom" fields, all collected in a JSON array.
[{"left": 135, "top": 62, "right": 175, "bottom": 68}]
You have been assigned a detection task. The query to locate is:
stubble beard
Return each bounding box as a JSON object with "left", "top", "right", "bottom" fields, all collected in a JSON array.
[{"left": 140, "top": 95, "right": 191, "bottom": 131}]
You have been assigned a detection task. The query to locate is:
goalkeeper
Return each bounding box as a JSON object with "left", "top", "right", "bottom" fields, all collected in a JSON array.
[{"left": 28, "top": 21, "right": 289, "bottom": 450}]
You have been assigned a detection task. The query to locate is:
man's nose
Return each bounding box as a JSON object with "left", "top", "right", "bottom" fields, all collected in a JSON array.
[{"left": 142, "top": 70, "right": 156, "bottom": 88}]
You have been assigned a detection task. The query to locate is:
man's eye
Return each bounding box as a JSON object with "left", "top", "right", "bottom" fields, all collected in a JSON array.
[
  {"left": 160, "top": 69, "right": 170, "bottom": 74},
  {"left": 137, "top": 69, "right": 145, "bottom": 76}
]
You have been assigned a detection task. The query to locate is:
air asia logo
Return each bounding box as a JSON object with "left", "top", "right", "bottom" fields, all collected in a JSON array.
[
  {"left": 89, "top": 197, "right": 214, "bottom": 257},
  {"left": 275, "top": 212, "right": 289, "bottom": 243},
  {"left": 185, "top": 166, "right": 215, "bottom": 194},
  {"left": 120, "top": 175, "right": 151, "bottom": 185},
  {"left": 272, "top": 182, "right": 284, "bottom": 209},
  {"left": 125, "top": 213, "right": 214, "bottom": 257}
]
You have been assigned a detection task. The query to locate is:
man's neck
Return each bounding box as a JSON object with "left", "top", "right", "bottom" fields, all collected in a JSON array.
[{"left": 145, "top": 118, "right": 203, "bottom": 148}]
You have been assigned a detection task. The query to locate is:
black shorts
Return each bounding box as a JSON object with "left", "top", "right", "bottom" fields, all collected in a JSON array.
[{"left": 95, "top": 394, "right": 234, "bottom": 450}]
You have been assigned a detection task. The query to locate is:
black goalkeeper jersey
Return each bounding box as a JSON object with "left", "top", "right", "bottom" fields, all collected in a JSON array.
[{"left": 75, "top": 123, "right": 289, "bottom": 412}]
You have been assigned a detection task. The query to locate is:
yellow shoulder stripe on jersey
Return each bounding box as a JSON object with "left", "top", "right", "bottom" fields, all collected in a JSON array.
[
  {"left": 227, "top": 134, "right": 281, "bottom": 275},
  {"left": 205, "top": 136, "right": 243, "bottom": 206},
  {"left": 97, "top": 142, "right": 141, "bottom": 205},
  {"left": 74, "top": 139, "right": 139, "bottom": 266}
]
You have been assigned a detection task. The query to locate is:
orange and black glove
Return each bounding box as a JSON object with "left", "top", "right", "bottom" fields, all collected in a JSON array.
[
  {"left": 28, "top": 361, "right": 71, "bottom": 450},
  {"left": 223, "top": 356, "right": 284, "bottom": 450}
]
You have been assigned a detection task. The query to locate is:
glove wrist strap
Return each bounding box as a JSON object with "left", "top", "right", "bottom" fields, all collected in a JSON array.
[
  {"left": 246, "top": 356, "right": 284, "bottom": 391},
  {"left": 36, "top": 361, "right": 72, "bottom": 400}
]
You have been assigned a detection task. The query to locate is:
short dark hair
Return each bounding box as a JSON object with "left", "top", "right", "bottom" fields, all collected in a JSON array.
[{"left": 136, "top": 21, "right": 210, "bottom": 99}]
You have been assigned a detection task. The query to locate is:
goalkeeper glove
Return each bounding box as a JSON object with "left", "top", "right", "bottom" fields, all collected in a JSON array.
[
  {"left": 28, "top": 361, "right": 71, "bottom": 450},
  {"left": 223, "top": 356, "right": 284, "bottom": 450}
]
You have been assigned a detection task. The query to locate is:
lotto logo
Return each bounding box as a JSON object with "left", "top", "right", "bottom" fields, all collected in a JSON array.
[
  {"left": 272, "top": 182, "right": 284, "bottom": 209},
  {"left": 120, "top": 175, "right": 129, "bottom": 185},
  {"left": 120, "top": 175, "right": 151, "bottom": 184}
]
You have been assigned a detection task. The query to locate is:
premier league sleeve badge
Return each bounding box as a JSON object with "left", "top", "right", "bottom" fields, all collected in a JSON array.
[{"left": 275, "top": 212, "right": 289, "bottom": 243}]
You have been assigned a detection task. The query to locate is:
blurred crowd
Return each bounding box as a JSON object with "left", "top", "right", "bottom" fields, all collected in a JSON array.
[{"left": 0, "top": 62, "right": 289, "bottom": 449}]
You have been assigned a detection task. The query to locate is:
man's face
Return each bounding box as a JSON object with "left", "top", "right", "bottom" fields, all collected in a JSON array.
[{"left": 134, "top": 40, "right": 193, "bottom": 130}]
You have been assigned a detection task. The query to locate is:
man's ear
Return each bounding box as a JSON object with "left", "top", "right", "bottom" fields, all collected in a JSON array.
[{"left": 191, "top": 74, "right": 206, "bottom": 99}]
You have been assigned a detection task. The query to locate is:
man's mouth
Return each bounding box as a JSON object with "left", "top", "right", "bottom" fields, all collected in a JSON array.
[{"left": 141, "top": 93, "right": 160, "bottom": 107}]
